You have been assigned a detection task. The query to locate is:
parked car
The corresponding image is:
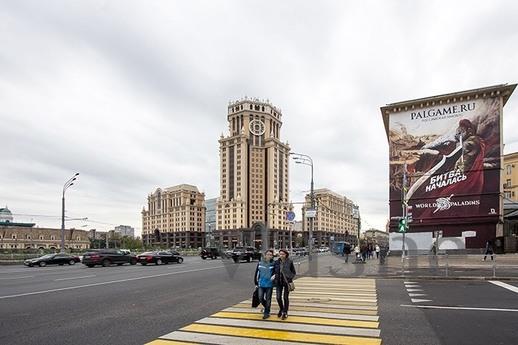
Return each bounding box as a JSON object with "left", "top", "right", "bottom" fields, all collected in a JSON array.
[
  {"left": 231, "top": 246, "right": 261, "bottom": 263},
  {"left": 137, "top": 251, "right": 184, "bottom": 265},
  {"left": 24, "top": 253, "right": 80, "bottom": 267},
  {"left": 82, "top": 249, "right": 137, "bottom": 267},
  {"left": 200, "top": 247, "right": 220, "bottom": 260}
]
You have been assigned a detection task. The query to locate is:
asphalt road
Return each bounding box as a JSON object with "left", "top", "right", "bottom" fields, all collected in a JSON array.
[
  {"left": 1, "top": 256, "right": 517, "bottom": 345},
  {"left": 0, "top": 256, "right": 257, "bottom": 345},
  {"left": 378, "top": 278, "right": 518, "bottom": 345}
]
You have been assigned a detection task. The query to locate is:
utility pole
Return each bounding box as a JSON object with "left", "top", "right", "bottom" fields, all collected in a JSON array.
[{"left": 401, "top": 163, "right": 408, "bottom": 261}]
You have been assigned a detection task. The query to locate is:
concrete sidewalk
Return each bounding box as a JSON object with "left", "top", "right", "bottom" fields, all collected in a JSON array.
[
  {"left": 145, "top": 277, "right": 382, "bottom": 345},
  {"left": 293, "top": 253, "right": 518, "bottom": 279}
]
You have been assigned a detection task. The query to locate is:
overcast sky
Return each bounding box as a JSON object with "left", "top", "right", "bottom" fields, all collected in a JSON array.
[{"left": 2, "top": 0, "right": 518, "bottom": 236}]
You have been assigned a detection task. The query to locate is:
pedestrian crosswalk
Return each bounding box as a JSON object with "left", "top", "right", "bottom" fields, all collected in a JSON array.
[{"left": 146, "top": 277, "right": 382, "bottom": 345}]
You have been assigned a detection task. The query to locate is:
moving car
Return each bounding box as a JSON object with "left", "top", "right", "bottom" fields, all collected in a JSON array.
[
  {"left": 82, "top": 249, "right": 137, "bottom": 267},
  {"left": 231, "top": 246, "right": 261, "bottom": 263},
  {"left": 137, "top": 251, "right": 184, "bottom": 265},
  {"left": 200, "top": 247, "right": 220, "bottom": 260},
  {"left": 24, "top": 253, "right": 80, "bottom": 267}
]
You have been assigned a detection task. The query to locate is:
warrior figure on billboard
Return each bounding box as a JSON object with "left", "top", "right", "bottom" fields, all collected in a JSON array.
[{"left": 454, "top": 119, "right": 485, "bottom": 174}]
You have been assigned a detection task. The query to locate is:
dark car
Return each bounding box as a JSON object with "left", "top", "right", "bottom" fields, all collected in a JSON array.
[
  {"left": 200, "top": 247, "right": 220, "bottom": 260},
  {"left": 231, "top": 246, "right": 261, "bottom": 263},
  {"left": 24, "top": 253, "right": 80, "bottom": 267},
  {"left": 82, "top": 249, "right": 137, "bottom": 267},
  {"left": 137, "top": 251, "right": 184, "bottom": 265}
]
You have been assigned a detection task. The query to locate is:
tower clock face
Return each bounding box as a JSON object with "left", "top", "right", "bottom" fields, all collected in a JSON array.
[{"left": 249, "top": 119, "right": 266, "bottom": 136}]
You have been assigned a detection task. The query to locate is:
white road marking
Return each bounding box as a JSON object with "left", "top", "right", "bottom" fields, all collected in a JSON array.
[
  {"left": 406, "top": 288, "right": 424, "bottom": 292},
  {"left": 411, "top": 298, "right": 432, "bottom": 303},
  {"left": 223, "top": 307, "right": 379, "bottom": 321},
  {"left": 408, "top": 293, "right": 427, "bottom": 297},
  {"left": 489, "top": 281, "right": 518, "bottom": 294},
  {"left": 401, "top": 304, "right": 518, "bottom": 312},
  {"left": 195, "top": 317, "right": 381, "bottom": 337},
  {"left": 0, "top": 265, "right": 225, "bottom": 300},
  {"left": 0, "top": 276, "right": 34, "bottom": 280},
  {"left": 54, "top": 275, "right": 96, "bottom": 281}
]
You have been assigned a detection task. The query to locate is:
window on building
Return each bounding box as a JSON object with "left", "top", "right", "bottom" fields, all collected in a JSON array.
[{"left": 507, "top": 165, "right": 512, "bottom": 175}]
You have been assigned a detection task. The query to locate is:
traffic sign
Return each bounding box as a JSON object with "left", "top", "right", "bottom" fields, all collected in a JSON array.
[
  {"left": 306, "top": 209, "right": 316, "bottom": 218},
  {"left": 286, "top": 211, "right": 296, "bottom": 222}
]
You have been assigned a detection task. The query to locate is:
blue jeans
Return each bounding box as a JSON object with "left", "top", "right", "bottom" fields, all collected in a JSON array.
[{"left": 258, "top": 287, "right": 272, "bottom": 315}]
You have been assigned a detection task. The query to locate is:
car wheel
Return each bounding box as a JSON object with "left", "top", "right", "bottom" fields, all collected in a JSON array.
[
  {"left": 140, "top": 262, "right": 147, "bottom": 266},
  {"left": 68, "top": 260, "right": 75, "bottom": 265},
  {"left": 156, "top": 259, "right": 163, "bottom": 265},
  {"left": 39, "top": 262, "right": 47, "bottom": 267},
  {"left": 102, "top": 259, "right": 111, "bottom": 267},
  {"left": 86, "top": 264, "right": 95, "bottom": 268},
  {"left": 233, "top": 258, "right": 239, "bottom": 263},
  {"left": 130, "top": 259, "right": 137, "bottom": 265},
  {"left": 177, "top": 258, "right": 183, "bottom": 264},
  {"left": 201, "top": 256, "right": 207, "bottom": 260},
  {"left": 211, "top": 256, "right": 216, "bottom": 260},
  {"left": 117, "top": 263, "right": 123, "bottom": 266}
]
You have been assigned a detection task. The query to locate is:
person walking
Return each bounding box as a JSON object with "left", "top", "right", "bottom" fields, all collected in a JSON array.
[
  {"left": 483, "top": 240, "right": 494, "bottom": 261},
  {"left": 375, "top": 244, "right": 380, "bottom": 259},
  {"left": 354, "top": 244, "right": 361, "bottom": 262},
  {"left": 254, "top": 249, "right": 275, "bottom": 319},
  {"left": 274, "top": 249, "right": 296, "bottom": 320},
  {"left": 343, "top": 242, "right": 352, "bottom": 263}
]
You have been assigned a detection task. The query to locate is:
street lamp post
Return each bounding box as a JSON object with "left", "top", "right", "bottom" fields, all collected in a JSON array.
[
  {"left": 291, "top": 152, "right": 315, "bottom": 260},
  {"left": 61, "top": 173, "right": 79, "bottom": 253}
]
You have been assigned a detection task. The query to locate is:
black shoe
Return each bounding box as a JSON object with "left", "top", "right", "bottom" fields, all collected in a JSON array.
[
  {"left": 281, "top": 313, "right": 287, "bottom": 320},
  {"left": 262, "top": 314, "right": 270, "bottom": 319},
  {"left": 277, "top": 311, "right": 282, "bottom": 318}
]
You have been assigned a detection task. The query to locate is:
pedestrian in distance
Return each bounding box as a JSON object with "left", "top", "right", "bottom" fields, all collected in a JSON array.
[
  {"left": 354, "top": 244, "right": 361, "bottom": 262},
  {"left": 343, "top": 242, "right": 352, "bottom": 263},
  {"left": 375, "top": 244, "right": 380, "bottom": 259},
  {"left": 483, "top": 240, "right": 494, "bottom": 261},
  {"left": 254, "top": 249, "right": 275, "bottom": 319},
  {"left": 273, "top": 249, "right": 296, "bottom": 320}
]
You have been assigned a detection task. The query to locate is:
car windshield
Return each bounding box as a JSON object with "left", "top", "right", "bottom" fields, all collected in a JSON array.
[{"left": 40, "top": 254, "right": 55, "bottom": 259}]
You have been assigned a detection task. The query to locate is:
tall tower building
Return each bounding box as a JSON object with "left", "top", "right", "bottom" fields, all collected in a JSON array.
[{"left": 216, "top": 98, "right": 291, "bottom": 248}]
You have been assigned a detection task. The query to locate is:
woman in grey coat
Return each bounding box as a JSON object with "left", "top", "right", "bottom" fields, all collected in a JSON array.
[{"left": 273, "top": 249, "right": 296, "bottom": 319}]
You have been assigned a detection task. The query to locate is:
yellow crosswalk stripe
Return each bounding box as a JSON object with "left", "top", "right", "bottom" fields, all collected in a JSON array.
[
  {"left": 211, "top": 311, "right": 379, "bottom": 328},
  {"left": 180, "top": 324, "right": 382, "bottom": 345},
  {"left": 145, "top": 340, "right": 199, "bottom": 345}
]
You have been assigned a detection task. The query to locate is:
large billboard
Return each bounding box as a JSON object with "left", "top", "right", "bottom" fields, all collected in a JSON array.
[{"left": 388, "top": 97, "right": 502, "bottom": 225}]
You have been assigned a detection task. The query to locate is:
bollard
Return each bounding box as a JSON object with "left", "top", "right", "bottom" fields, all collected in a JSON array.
[{"left": 445, "top": 253, "right": 449, "bottom": 277}]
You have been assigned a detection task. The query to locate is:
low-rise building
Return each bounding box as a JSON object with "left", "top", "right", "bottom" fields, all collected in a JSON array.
[
  {"left": 0, "top": 207, "right": 90, "bottom": 250},
  {"left": 362, "top": 228, "right": 389, "bottom": 247}
]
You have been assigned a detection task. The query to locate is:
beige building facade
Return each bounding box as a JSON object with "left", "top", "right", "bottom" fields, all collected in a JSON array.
[
  {"left": 503, "top": 152, "right": 518, "bottom": 201},
  {"left": 216, "top": 98, "right": 291, "bottom": 248},
  {"left": 0, "top": 225, "right": 90, "bottom": 250},
  {"left": 142, "top": 184, "right": 206, "bottom": 248},
  {"left": 302, "top": 189, "right": 359, "bottom": 247}
]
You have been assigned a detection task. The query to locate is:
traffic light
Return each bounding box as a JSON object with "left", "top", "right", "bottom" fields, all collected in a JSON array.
[{"left": 398, "top": 218, "right": 408, "bottom": 233}]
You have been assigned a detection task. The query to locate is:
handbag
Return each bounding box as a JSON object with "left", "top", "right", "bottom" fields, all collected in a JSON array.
[
  {"left": 281, "top": 264, "right": 295, "bottom": 292},
  {"left": 252, "top": 287, "right": 260, "bottom": 308}
]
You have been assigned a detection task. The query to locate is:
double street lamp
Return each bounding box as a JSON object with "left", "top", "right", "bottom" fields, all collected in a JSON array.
[
  {"left": 290, "top": 152, "right": 315, "bottom": 260},
  {"left": 61, "top": 173, "right": 79, "bottom": 253}
]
